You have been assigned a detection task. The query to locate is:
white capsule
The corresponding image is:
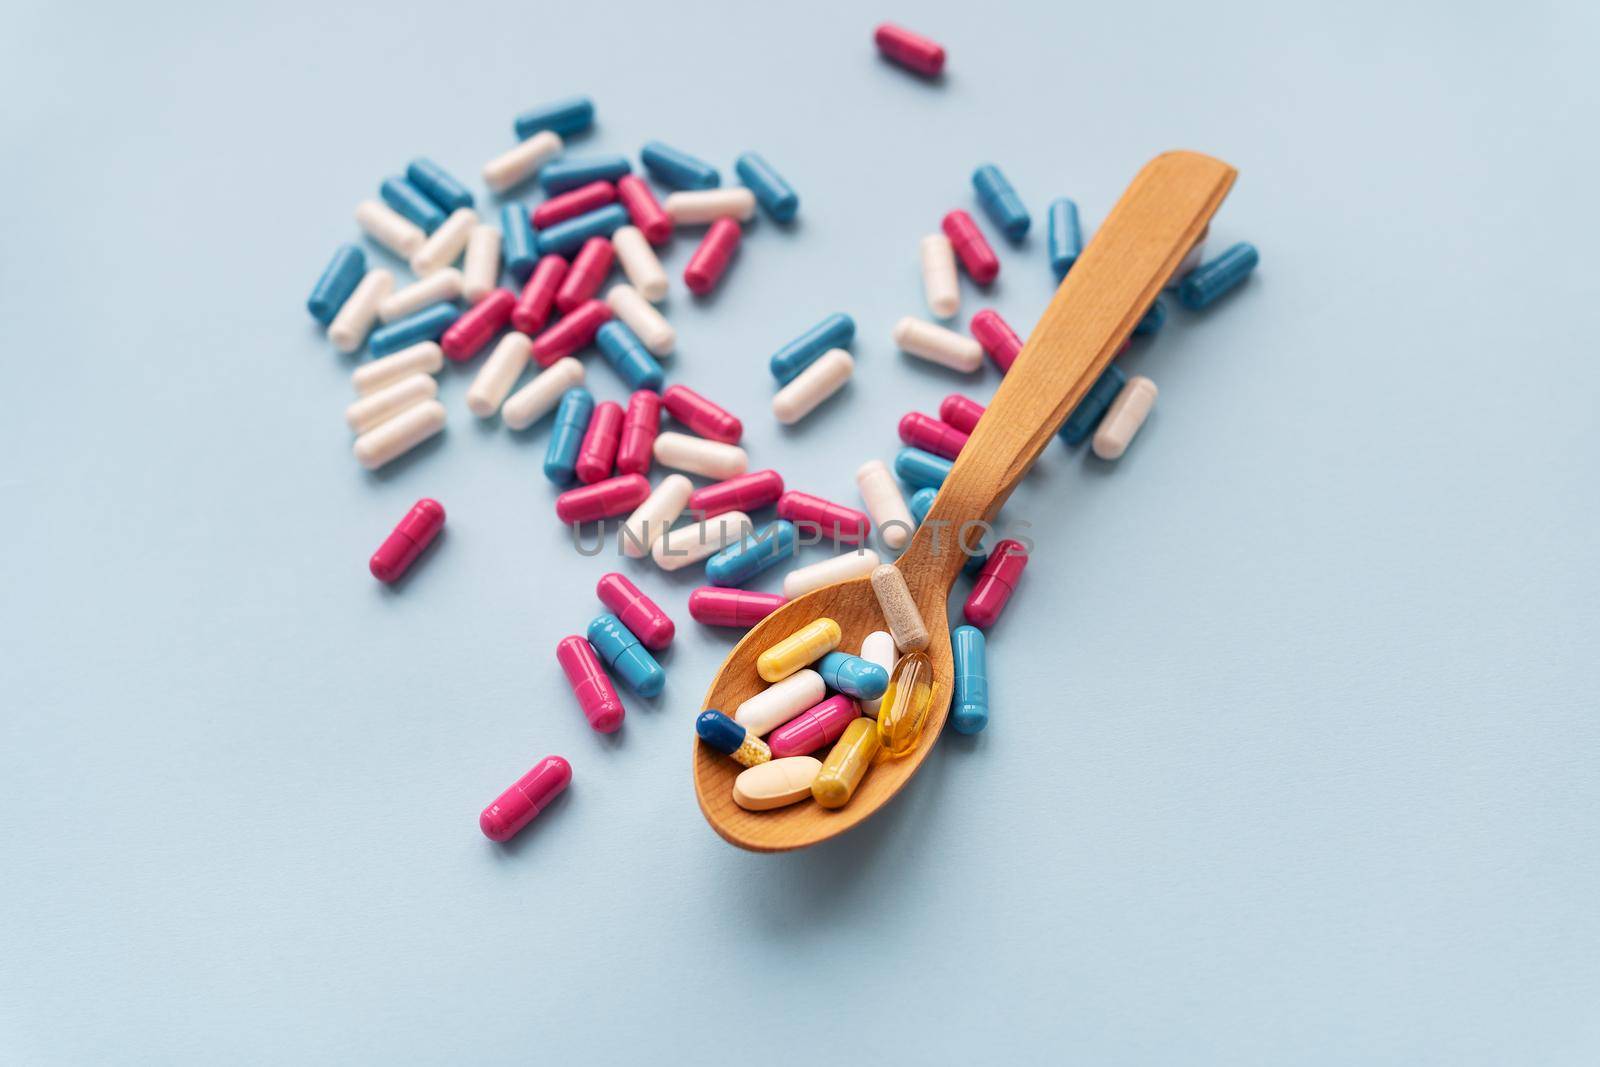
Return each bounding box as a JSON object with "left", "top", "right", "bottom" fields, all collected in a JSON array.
[
  {"left": 618, "top": 474, "right": 694, "bottom": 559},
  {"left": 1092, "top": 375, "right": 1158, "bottom": 460},
  {"left": 1165, "top": 238, "right": 1206, "bottom": 290},
  {"left": 733, "top": 756, "right": 824, "bottom": 811},
  {"left": 501, "top": 357, "right": 585, "bottom": 431},
  {"left": 483, "top": 130, "right": 563, "bottom": 194},
  {"left": 352, "top": 342, "right": 443, "bottom": 395},
  {"left": 611, "top": 226, "right": 669, "bottom": 303},
  {"left": 461, "top": 225, "right": 503, "bottom": 303},
  {"left": 734, "top": 669, "right": 826, "bottom": 736},
  {"left": 466, "top": 332, "right": 532, "bottom": 418},
  {"left": 892, "top": 316, "right": 984, "bottom": 373},
  {"left": 326, "top": 268, "right": 394, "bottom": 354},
  {"left": 653, "top": 432, "right": 748, "bottom": 480},
  {"left": 858, "top": 630, "right": 897, "bottom": 718},
  {"left": 410, "top": 208, "right": 478, "bottom": 276},
  {"left": 921, "top": 234, "right": 960, "bottom": 318},
  {"left": 772, "top": 349, "right": 853, "bottom": 425},
  {"left": 606, "top": 284, "right": 675, "bottom": 357},
  {"left": 352, "top": 398, "right": 446, "bottom": 470},
  {"left": 652, "top": 511, "right": 752, "bottom": 571},
  {"left": 782, "top": 548, "right": 881, "bottom": 599},
  {"left": 664, "top": 188, "right": 757, "bottom": 225},
  {"left": 355, "top": 199, "right": 425, "bottom": 258},
  {"left": 379, "top": 268, "right": 463, "bottom": 323},
  {"left": 344, "top": 373, "right": 438, "bottom": 433},
  {"left": 856, "top": 459, "right": 914, "bottom": 550}
]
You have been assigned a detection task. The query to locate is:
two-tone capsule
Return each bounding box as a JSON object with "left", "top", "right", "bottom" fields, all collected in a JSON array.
[
  {"left": 369, "top": 498, "right": 445, "bottom": 583},
  {"left": 587, "top": 613, "right": 665, "bottom": 697},
  {"left": 544, "top": 387, "right": 594, "bottom": 484},
  {"left": 705, "top": 520, "right": 797, "bottom": 587},
  {"left": 972, "top": 164, "right": 1029, "bottom": 241},
  {"left": 950, "top": 625, "right": 988, "bottom": 734},
  {"left": 697, "top": 710, "right": 772, "bottom": 768}
]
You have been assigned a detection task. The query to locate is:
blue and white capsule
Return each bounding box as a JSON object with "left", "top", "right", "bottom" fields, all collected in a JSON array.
[
  {"left": 1047, "top": 198, "right": 1082, "bottom": 279},
  {"left": 540, "top": 154, "right": 631, "bottom": 194},
  {"left": 406, "top": 158, "right": 473, "bottom": 212},
  {"left": 535, "top": 204, "right": 630, "bottom": 256},
  {"left": 1177, "top": 242, "right": 1259, "bottom": 310},
  {"left": 950, "top": 625, "right": 988, "bottom": 734},
  {"left": 543, "top": 387, "right": 594, "bottom": 484},
  {"left": 368, "top": 302, "right": 458, "bottom": 356},
  {"left": 514, "top": 96, "right": 595, "bottom": 140},
  {"left": 734, "top": 152, "right": 799, "bottom": 223},
  {"left": 972, "top": 164, "right": 1030, "bottom": 241},
  {"left": 1134, "top": 298, "right": 1166, "bottom": 336},
  {"left": 770, "top": 313, "right": 855, "bottom": 384},
  {"left": 501, "top": 204, "right": 539, "bottom": 282},
  {"left": 705, "top": 521, "right": 797, "bottom": 587},
  {"left": 595, "top": 321, "right": 664, "bottom": 391},
  {"left": 640, "top": 141, "right": 719, "bottom": 190},
  {"left": 380, "top": 176, "right": 446, "bottom": 233},
  {"left": 586, "top": 613, "right": 665, "bottom": 698},
  {"left": 909, "top": 487, "right": 937, "bottom": 528},
  {"left": 696, "top": 710, "right": 772, "bottom": 767},
  {"left": 1058, "top": 365, "right": 1126, "bottom": 446},
  {"left": 817, "top": 651, "right": 890, "bottom": 701},
  {"left": 894, "top": 447, "right": 952, "bottom": 490},
  {"left": 307, "top": 244, "right": 366, "bottom": 324}
]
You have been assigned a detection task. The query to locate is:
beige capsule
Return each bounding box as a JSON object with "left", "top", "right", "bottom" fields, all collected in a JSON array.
[
  {"left": 733, "top": 756, "right": 823, "bottom": 811},
  {"left": 327, "top": 268, "right": 394, "bottom": 353},
  {"left": 618, "top": 474, "right": 693, "bottom": 559},
  {"left": 653, "top": 432, "right": 748, "bottom": 480},
  {"left": 482, "top": 130, "right": 563, "bottom": 193},
  {"left": 663, "top": 188, "right": 756, "bottom": 225},
  {"left": 1092, "top": 376, "right": 1158, "bottom": 460},
  {"left": 612, "top": 226, "right": 669, "bottom": 302},
  {"left": 856, "top": 460, "right": 914, "bottom": 550},
  {"left": 354, "top": 199, "right": 425, "bottom": 257},
  {"left": 920, "top": 234, "right": 959, "bottom": 318},
  {"left": 461, "top": 225, "right": 503, "bottom": 303},
  {"left": 410, "top": 208, "right": 478, "bottom": 276},
  {"left": 651, "top": 510, "right": 752, "bottom": 571},
  {"left": 351, "top": 341, "right": 442, "bottom": 395},
  {"left": 870, "top": 563, "right": 929, "bottom": 652},
  {"left": 772, "top": 349, "right": 853, "bottom": 425},
  {"left": 345, "top": 373, "right": 437, "bottom": 434},
  {"left": 502, "top": 357, "right": 584, "bottom": 431},
  {"left": 782, "top": 549, "right": 880, "bottom": 599},
  {"left": 892, "top": 316, "right": 984, "bottom": 373},
  {"left": 352, "top": 399, "right": 446, "bottom": 470},
  {"left": 466, "top": 332, "right": 532, "bottom": 418},
  {"left": 606, "top": 284, "right": 675, "bottom": 356},
  {"left": 379, "top": 268, "right": 463, "bottom": 323}
]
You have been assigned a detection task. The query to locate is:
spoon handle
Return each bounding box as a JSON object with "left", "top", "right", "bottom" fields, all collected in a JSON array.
[{"left": 899, "top": 151, "right": 1238, "bottom": 602}]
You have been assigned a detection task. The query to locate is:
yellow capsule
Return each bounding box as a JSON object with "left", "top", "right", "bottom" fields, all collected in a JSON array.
[
  {"left": 811, "top": 717, "right": 880, "bottom": 809},
  {"left": 756, "top": 617, "right": 842, "bottom": 682},
  {"left": 876, "top": 651, "right": 935, "bottom": 759}
]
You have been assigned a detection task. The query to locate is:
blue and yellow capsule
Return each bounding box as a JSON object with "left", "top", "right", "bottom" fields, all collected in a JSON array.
[
  {"left": 1047, "top": 198, "right": 1082, "bottom": 279},
  {"left": 1134, "top": 298, "right": 1166, "bottom": 336},
  {"left": 894, "top": 447, "right": 952, "bottom": 490},
  {"left": 972, "top": 164, "right": 1030, "bottom": 241},
  {"left": 734, "top": 152, "right": 799, "bottom": 223},
  {"left": 380, "top": 175, "right": 445, "bottom": 233},
  {"left": 950, "top": 625, "right": 988, "bottom": 735},
  {"left": 543, "top": 387, "right": 594, "bottom": 484},
  {"left": 307, "top": 244, "right": 365, "bottom": 325},
  {"left": 514, "top": 95, "right": 595, "bottom": 140},
  {"left": 368, "top": 302, "right": 458, "bottom": 356},
  {"left": 909, "top": 487, "right": 937, "bottom": 528},
  {"left": 770, "top": 313, "right": 854, "bottom": 384},
  {"left": 501, "top": 203, "right": 539, "bottom": 282},
  {"left": 1177, "top": 242, "right": 1259, "bottom": 310},
  {"left": 696, "top": 710, "right": 772, "bottom": 768},
  {"left": 587, "top": 613, "right": 665, "bottom": 698},
  {"left": 595, "top": 321, "right": 664, "bottom": 391},
  {"left": 540, "top": 154, "right": 631, "bottom": 194},
  {"left": 1058, "top": 365, "right": 1126, "bottom": 446},
  {"left": 640, "top": 141, "right": 719, "bottom": 190},
  {"left": 817, "top": 651, "right": 890, "bottom": 701},
  {"left": 535, "top": 204, "right": 630, "bottom": 256},
  {"left": 705, "top": 520, "right": 797, "bottom": 587},
  {"left": 406, "top": 158, "right": 473, "bottom": 212}
]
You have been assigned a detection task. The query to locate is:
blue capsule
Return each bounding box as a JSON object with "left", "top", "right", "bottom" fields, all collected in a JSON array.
[
  {"left": 1177, "top": 242, "right": 1259, "bottom": 310},
  {"left": 1047, "top": 198, "right": 1082, "bottom": 279},
  {"left": 501, "top": 204, "right": 539, "bottom": 282},
  {"left": 544, "top": 387, "right": 594, "bottom": 485},
  {"left": 380, "top": 176, "right": 446, "bottom": 233},
  {"left": 368, "top": 302, "right": 458, "bottom": 356},
  {"left": 640, "top": 141, "right": 719, "bottom": 190},
  {"left": 586, "top": 613, "right": 665, "bottom": 698},
  {"left": 705, "top": 521, "right": 797, "bottom": 587},
  {"left": 963, "top": 549, "right": 990, "bottom": 577},
  {"left": 540, "top": 154, "right": 631, "bottom": 194},
  {"left": 536, "top": 204, "right": 630, "bottom": 256},
  {"left": 1134, "top": 298, "right": 1166, "bottom": 336},
  {"left": 894, "top": 447, "right": 952, "bottom": 490},
  {"left": 405, "top": 158, "right": 473, "bottom": 212},
  {"left": 595, "top": 321, "right": 664, "bottom": 391},
  {"left": 950, "top": 625, "right": 988, "bottom": 735},
  {"left": 817, "top": 652, "right": 890, "bottom": 701},
  {"left": 513, "top": 95, "right": 595, "bottom": 140},
  {"left": 972, "top": 164, "right": 1030, "bottom": 241},
  {"left": 770, "top": 313, "right": 855, "bottom": 384},
  {"left": 734, "top": 152, "right": 799, "bottom": 223},
  {"left": 1058, "top": 365, "right": 1127, "bottom": 446},
  {"left": 909, "top": 487, "right": 937, "bottom": 528},
  {"left": 307, "top": 244, "right": 365, "bottom": 325}
]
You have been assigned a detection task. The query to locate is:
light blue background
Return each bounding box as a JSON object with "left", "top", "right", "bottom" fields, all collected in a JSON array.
[{"left": 3, "top": 1, "right": 1597, "bottom": 1063}]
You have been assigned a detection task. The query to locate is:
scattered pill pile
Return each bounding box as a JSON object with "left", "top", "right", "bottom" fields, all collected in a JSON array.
[{"left": 306, "top": 24, "right": 1260, "bottom": 842}]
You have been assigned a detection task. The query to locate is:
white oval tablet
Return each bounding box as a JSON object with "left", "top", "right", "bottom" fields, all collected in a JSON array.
[{"left": 733, "top": 756, "right": 823, "bottom": 811}]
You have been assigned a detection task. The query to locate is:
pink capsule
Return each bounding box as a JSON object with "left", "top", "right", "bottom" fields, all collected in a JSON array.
[
  {"left": 440, "top": 288, "right": 515, "bottom": 362},
  {"left": 531, "top": 180, "right": 617, "bottom": 229},
  {"left": 531, "top": 299, "right": 612, "bottom": 367},
  {"left": 661, "top": 384, "right": 742, "bottom": 443},
  {"left": 964, "top": 538, "right": 1029, "bottom": 629},
  {"left": 776, "top": 490, "right": 870, "bottom": 544},
  {"left": 970, "top": 309, "right": 1024, "bottom": 372},
  {"left": 479, "top": 755, "right": 572, "bottom": 842},
  {"left": 939, "top": 393, "right": 987, "bottom": 435},
  {"left": 874, "top": 23, "right": 946, "bottom": 77},
  {"left": 555, "top": 236, "right": 615, "bottom": 313},
  {"left": 512, "top": 254, "right": 568, "bottom": 335},
  {"left": 555, "top": 473, "right": 649, "bottom": 524},
  {"left": 769, "top": 695, "right": 860, "bottom": 759},
  {"left": 556, "top": 634, "right": 624, "bottom": 732},
  {"left": 941, "top": 210, "right": 999, "bottom": 285},
  {"left": 616, "top": 390, "right": 661, "bottom": 475},
  {"left": 596, "top": 572, "right": 675, "bottom": 650},
  {"left": 684, "top": 217, "right": 740, "bottom": 295},
  {"left": 688, "top": 469, "right": 784, "bottom": 518},
  {"left": 688, "top": 587, "right": 788, "bottom": 628},
  {"left": 899, "top": 412, "right": 969, "bottom": 460},
  {"left": 574, "top": 400, "right": 623, "bottom": 484},
  {"left": 369, "top": 498, "right": 445, "bottom": 583},
  {"left": 617, "top": 175, "right": 672, "bottom": 245}
]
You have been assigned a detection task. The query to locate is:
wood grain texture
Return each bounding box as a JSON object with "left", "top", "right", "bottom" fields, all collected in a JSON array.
[{"left": 695, "top": 151, "right": 1238, "bottom": 851}]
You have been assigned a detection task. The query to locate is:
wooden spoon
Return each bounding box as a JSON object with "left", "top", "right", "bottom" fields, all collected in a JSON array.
[{"left": 694, "top": 151, "right": 1238, "bottom": 851}]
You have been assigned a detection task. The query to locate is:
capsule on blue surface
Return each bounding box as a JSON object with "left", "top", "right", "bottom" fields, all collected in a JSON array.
[
  {"left": 368, "top": 302, "right": 458, "bottom": 356},
  {"left": 972, "top": 164, "right": 1030, "bottom": 241},
  {"left": 543, "top": 387, "right": 594, "bottom": 485},
  {"left": 640, "top": 141, "right": 720, "bottom": 190},
  {"left": 540, "top": 154, "right": 631, "bottom": 194},
  {"left": 695, "top": 710, "right": 771, "bottom": 767},
  {"left": 380, "top": 176, "right": 446, "bottom": 233},
  {"left": 734, "top": 152, "right": 799, "bottom": 223},
  {"left": 513, "top": 95, "right": 595, "bottom": 140},
  {"left": 950, "top": 625, "right": 988, "bottom": 735},
  {"left": 1047, "top": 198, "right": 1082, "bottom": 279},
  {"left": 595, "top": 321, "right": 664, "bottom": 391},
  {"left": 535, "top": 204, "right": 630, "bottom": 256},
  {"left": 963, "top": 549, "right": 989, "bottom": 577},
  {"left": 586, "top": 613, "right": 665, "bottom": 698},
  {"left": 1058, "top": 365, "right": 1127, "bottom": 446},
  {"left": 307, "top": 244, "right": 366, "bottom": 324},
  {"left": 1177, "top": 242, "right": 1259, "bottom": 310},
  {"left": 705, "top": 520, "right": 798, "bottom": 587},
  {"left": 406, "top": 158, "right": 473, "bottom": 212},
  {"left": 817, "top": 651, "right": 890, "bottom": 701},
  {"left": 770, "top": 313, "right": 855, "bottom": 384},
  {"left": 909, "top": 487, "right": 937, "bottom": 528},
  {"left": 894, "top": 447, "right": 953, "bottom": 490},
  {"left": 501, "top": 204, "right": 539, "bottom": 282},
  {"left": 1134, "top": 298, "right": 1166, "bottom": 336}
]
